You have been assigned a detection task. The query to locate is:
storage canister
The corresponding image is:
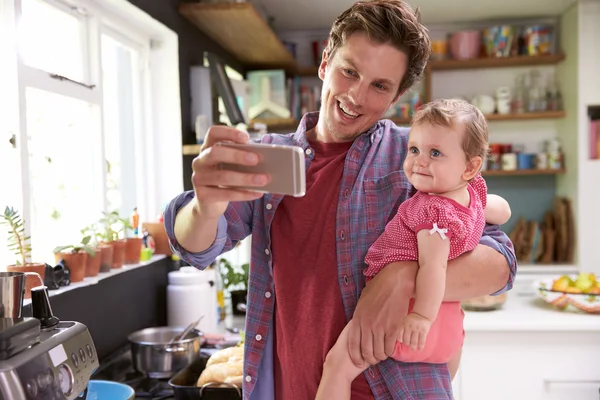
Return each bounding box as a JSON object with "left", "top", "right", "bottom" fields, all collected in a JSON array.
[{"left": 167, "top": 266, "right": 218, "bottom": 334}]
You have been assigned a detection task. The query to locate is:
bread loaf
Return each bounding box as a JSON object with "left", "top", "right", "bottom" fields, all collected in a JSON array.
[{"left": 197, "top": 346, "right": 244, "bottom": 388}]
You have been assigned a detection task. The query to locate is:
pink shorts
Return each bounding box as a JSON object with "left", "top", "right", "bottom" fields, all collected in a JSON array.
[{"left": 393, "top": 298, "right": 464, "bottom": 364}]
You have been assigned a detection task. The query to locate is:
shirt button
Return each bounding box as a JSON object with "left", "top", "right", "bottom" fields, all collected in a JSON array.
[
  {"left": 265, "top": 248, "right": 270, "bottom": 255},
  {"left": 266, "top": 203, "right": 272, "bottom": 210},
  {"left": 369, "top": 367, "right": 375, "bottom": 377},
  {"left": 344, "top": 189, "right": 350, "bottom": 197},
  {"left": 245, "top": 375, "right": 252, "bottom": 383},
  {"left": 305, "top": 148, "right": 313, "bottom": 156},
  {"left": 340, "top": 231, "right": 345, "bottom": 240},
  {"left": 343, "top": 275, "right": 349, "bottom": 285},
  {"left": 265, "top": 291, "right": 272, "bottom": 298},
  {"left": 255, "top": 334, "right": 262, "bottom": 341}
]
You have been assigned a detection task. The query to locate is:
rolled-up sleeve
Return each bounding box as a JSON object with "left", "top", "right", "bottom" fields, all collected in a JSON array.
[
  {"left": 479, "top": 224, "right": 518, "bottom": 295},
  {"left": 164, "top": 191, "right": 228, "bottom": 270}
]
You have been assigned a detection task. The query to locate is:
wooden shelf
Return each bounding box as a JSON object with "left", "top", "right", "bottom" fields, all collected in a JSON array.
[
  {"left": 482, "top": 168, "right": 565, "bottom": 177},
  {"left": 297, "top": 66, "right": 319, "bottom": 77},
  {"left": 296, "top": 54, "right": 566, "bottom": 76},
  {"left": 429, "top": 53, "right": 566, "bottom": 71},
  {"left": 388, "top": 111, "right": 564, "bottom": 126},
  {"left": 179, "top": 2, "right": 296, "bottom": 71},
  {"left": 485, "top": 111, "right": 565, "bottom": 121}
]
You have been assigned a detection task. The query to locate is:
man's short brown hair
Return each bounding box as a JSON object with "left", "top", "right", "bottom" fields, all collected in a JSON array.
[
  {"left": 411, "top": 99, "right": 489, "bottom": 162},
  {"left": 326, "top": 0, "right": 431, "bottom": 96}
]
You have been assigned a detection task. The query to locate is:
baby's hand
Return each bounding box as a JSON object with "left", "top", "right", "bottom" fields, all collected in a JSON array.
[{"left": 399, "top": 312, "right": 432, "bottom": 351}]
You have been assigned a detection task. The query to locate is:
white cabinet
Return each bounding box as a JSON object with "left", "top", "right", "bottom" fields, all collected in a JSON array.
[{"left": 455, "top": 328, "right": 600, "bottom": 400}]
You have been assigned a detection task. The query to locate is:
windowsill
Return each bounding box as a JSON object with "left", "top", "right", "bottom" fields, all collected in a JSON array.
[{"left": 23, "top": 254, "right": 168, "bottom": 306}]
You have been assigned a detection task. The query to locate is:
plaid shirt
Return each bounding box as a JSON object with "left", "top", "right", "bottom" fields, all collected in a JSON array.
[{"left": 165, "top": 112, "right": 517, "bottom": 400}]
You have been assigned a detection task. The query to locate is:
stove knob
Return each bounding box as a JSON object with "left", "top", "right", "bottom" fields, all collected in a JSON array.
[
  {"left": 37, "top": 371, "right": 52, "bottom": 391},
  {"left": 25, "top": 379, "right": 37, "bottom": 398}
]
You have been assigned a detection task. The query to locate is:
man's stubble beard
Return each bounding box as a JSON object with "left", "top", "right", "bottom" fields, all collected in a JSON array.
[{"left": 324, "top": 113, "right": 361, "bottom": 143}]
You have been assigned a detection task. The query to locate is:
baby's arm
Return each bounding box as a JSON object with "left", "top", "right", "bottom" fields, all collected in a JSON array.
[
  {"left": 485, "top": 194, "right": 512, "bottom": 225},
  {"left": 399, "top": 229, "right": 450, "bottom": 351}
]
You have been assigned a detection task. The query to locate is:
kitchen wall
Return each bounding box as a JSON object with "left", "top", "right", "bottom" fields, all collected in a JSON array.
[{"left": 126, "top": 0, "right": 242, "bottom": 147}]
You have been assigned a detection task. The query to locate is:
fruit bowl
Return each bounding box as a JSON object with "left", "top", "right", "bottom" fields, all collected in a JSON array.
[{"left": 533, "top": 273, "right": 600, "bottom": 314}]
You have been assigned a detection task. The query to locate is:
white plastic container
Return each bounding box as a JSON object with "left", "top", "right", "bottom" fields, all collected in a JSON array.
[{"left": 167, "top": 266, "right": 218, "bottom": 334}]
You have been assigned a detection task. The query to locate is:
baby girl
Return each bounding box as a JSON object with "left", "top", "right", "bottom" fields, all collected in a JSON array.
[{"left": 316, "top": 99, "right": 511, "bottom": 399}]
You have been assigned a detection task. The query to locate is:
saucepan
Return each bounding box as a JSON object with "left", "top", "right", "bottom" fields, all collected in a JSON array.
[{"left": 128, "top": 326, "right": 206, "bottom": 378}]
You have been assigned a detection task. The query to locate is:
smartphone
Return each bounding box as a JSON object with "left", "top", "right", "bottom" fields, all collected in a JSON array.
[{"left": 214, "top": 142, "right": 306, "bottom": 197}]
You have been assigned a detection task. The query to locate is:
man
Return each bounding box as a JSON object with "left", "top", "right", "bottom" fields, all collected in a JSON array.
[{"left": 165, "top": 1, "right": 517, "bottom": 399}]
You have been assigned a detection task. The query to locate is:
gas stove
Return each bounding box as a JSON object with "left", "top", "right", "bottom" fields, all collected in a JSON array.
[{"left": 91, "top": 346, "right": 174, "bottom": 400}]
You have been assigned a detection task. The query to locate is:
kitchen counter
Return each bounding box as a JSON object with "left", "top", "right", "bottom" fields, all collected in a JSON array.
[
  {"left": 457, "top": 291, "right": 600, "bottom": 400},
  {"left": 464, "top": 292, "right": 600, "bottom": 332}
]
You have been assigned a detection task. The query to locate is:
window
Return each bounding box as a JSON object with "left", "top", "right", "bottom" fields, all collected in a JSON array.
[
  {"left": 0, "top": 0, "right": 182, "bottom": 268},
  {"left": 0, "top": 0, "right": 24, "bottom": 268}
]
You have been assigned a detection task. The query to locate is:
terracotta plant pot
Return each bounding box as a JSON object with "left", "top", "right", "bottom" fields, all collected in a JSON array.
[
  {"left": 98, "top": 244, "right": 113, "bottom": 273},
  {"left": 142, "top": 222, "right": 172, "bottom": 255},
  {"left": 85, "top": 247, "right": 102, "bottom": 277},
  {"left": 54, "top": 251, "right": 88, "bottom": 283},
  {"left": 111, "top": 239, "right": 126, "bottom": 269},
  {"left": 124, "top": 238, "right": 143, "bottom": 264},
  {"left": 6, "top": 263, "right": 46, "bottom": 300}
]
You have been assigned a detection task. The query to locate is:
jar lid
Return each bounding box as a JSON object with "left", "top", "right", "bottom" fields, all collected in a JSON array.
[{"left": 168, "top": 266, "right": 216, "bottom": 286}]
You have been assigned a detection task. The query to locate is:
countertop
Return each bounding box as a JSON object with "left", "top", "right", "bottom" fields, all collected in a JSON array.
[
  {"left": 463, "top": 292, "right": 600, "bottom": 332},
  {"left": 220, "top": 291, "right": 600, "bottom": 336}
]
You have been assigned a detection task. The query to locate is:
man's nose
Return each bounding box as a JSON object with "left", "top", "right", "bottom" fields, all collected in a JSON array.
[{"left": 347, "top": 81, "right": 368, "bottom": 107}]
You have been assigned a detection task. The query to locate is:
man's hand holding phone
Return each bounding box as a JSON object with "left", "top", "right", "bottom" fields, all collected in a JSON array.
[{"left": 191, "top": 126, "right": 269, "bottom": 219}]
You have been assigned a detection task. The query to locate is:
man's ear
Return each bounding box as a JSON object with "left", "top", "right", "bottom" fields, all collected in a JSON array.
[
  {"left": 318, "top": 50, "right": 328, "bottom": 81},
  {"left": 463, "top": 156, "right": 483, "bottom": 181}
]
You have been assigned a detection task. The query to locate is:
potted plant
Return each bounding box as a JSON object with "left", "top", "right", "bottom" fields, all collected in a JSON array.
[
  {"left": 219, "top": 258, "right": 249, "bottom": 315},
  {"left": 99, "top": 211, "right": 126, "bottom": 269},
  {"left": 119, "top": 212, "right": 143, "bottom": 264},
  {"left": 1, "top": 206, "right": 46, "bottom": 299},
  {"left": 81, "top": 223, "right": 112, "bottom": 274},
  {"left": 53, "top": 236, "right": 95, "bottom": 283}
]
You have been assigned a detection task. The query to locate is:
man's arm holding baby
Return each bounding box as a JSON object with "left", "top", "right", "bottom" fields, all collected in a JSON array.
[{"left": 349, "top": 224, "right": 517, "bottom": 365}]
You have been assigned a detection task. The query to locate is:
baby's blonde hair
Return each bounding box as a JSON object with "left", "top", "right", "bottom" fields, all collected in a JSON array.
[{"left": 411, "top": 99, "right": 489, "bottom": 162}]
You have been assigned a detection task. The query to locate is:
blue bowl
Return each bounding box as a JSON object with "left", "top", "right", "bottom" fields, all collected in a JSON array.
[{"left": 86, "top": 380, "right": 135, "bottom": 400}]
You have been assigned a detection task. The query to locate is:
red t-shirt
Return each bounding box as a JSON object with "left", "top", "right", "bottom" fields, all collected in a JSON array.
[{"left": 271, "top": 138, "right": 374, "bottom": 400}]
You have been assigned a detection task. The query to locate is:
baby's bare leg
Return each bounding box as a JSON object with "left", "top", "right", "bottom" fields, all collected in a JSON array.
[
  {"left": 315, "top": 323, "right": 368, "bottom": 400},
  {"left": 448, "top": 347, "right": 462, "bottom": 380}
]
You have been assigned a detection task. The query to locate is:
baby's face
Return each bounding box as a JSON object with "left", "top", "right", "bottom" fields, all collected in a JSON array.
[{"left": 404, "top": 122, "right": 470, "bottom": 194}]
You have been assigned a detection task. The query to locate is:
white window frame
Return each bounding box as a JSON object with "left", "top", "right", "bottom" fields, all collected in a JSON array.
[{"left": 1, "top": 0, "right": 182, "bottom": 249}]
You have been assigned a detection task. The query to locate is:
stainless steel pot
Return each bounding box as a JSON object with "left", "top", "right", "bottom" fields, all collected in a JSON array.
[{"left": 128, "top": 326, "right": 205, "bottom": 378}]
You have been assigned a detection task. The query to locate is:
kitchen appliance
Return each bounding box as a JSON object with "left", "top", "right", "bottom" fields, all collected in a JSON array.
[
  {"left": 0, "top": 272, "right": 98, "bottom": 399},
  {"left": 128, "top": 326, "right": 205, "bottom": 379}
]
